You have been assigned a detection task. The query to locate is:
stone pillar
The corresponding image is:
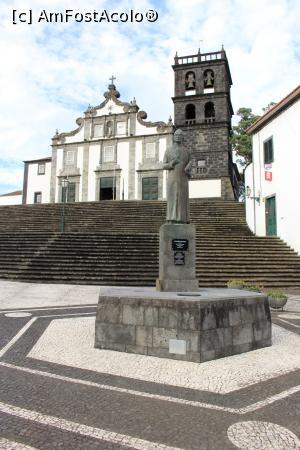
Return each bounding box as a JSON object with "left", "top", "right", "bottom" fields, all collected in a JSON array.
[{"left": 156, "top": 223, "right": 198, "bottom": 292}]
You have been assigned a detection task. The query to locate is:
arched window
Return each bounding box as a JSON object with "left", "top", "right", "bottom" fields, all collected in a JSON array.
[
  {"left": 185, "top": 104, "right": 196, "bottom": 124},
  {"left": 185, "top": 71, "right": 196, "bottom": 90},
  {"left": 204, "top": 102, "right": 215, "bottom": 123},
  {"left": 204, "top": 69, "right": 214, "bottom": 89}
]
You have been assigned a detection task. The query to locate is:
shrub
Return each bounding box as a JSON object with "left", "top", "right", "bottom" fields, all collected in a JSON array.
[
  {"left": 243, "top": 283, "right": 263, "bottom": 292},
  {"left": 267, "top": 289, "right": 288, "bottom": 300},
  {"left": 227, "top": 279, "right": 247, "bottom": 288}
]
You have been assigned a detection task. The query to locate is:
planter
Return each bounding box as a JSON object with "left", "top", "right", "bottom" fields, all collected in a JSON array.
[{"left": 268, "top": 296, "right": 288, "bottom": 310}]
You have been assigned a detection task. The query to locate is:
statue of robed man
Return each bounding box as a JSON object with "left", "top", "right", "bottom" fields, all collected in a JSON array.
[{"left": 163, "top": 129, "right": 193, "bottom": 224}]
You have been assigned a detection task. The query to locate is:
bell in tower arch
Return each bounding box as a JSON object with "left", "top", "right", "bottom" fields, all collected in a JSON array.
[
  {"left": 185, "top": 71, "right": 196, "bottom": 90},
  {"left": 204, "top": 69, "right": 214, "bottom": 88}
]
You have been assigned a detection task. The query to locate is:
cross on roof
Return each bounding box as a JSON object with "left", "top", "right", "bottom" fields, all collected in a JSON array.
[{"left": 109, "top": 75, "right": 116, "bottom": 84}]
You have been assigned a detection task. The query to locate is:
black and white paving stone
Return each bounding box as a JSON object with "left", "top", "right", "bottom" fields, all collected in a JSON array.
[{"left": 0, "top": 281, "right": 299, "bottom": 450}]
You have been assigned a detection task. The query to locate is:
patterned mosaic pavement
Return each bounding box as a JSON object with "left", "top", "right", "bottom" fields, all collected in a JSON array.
[{"left": 0, "top": 281, "right": 299, "bottom": 449}]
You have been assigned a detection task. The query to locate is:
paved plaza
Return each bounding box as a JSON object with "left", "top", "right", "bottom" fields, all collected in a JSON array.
[{"left": 0, "top": 280, "right": 299, "bottom": 449}]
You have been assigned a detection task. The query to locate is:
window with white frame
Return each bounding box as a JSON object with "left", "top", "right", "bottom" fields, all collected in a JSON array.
[
  {"left": 66, "top": 150, "right": 75, "bottom": 165},
  {"left": 103, "top": 146, "right": 114, "bottom": 163},
  {"left": 94, "top": 124, "right": 104, "bottom": 138},
  {"left": 196, "top": 159, "right": 207, "bottom": 174},
  {"left": 117, "top": 122, "right": 126, "bottom": 136},
  {"left": 37, "top": 163, "right": 45, "bottom": 175},
  {"left": 145, "top": 143, "right": 156, "bottom": 160}
]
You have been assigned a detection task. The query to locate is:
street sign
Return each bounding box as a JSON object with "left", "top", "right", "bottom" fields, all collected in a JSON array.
[{"left": 265, "top": 171, "right": 272, "bottom": 181}]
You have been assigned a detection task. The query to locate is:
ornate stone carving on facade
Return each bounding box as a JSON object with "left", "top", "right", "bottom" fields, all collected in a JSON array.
[
  {"left": 137, "top": 111, "right": 173, "bottom": 133},
  {"left": 52, "top": 118, "right": 84, "bottom": 144},
  {"left": 93, "top": 82, "right": 135, "bottom": 114},
  {"left": 58, "top": 167, "right": 81, "bottom": 177}
]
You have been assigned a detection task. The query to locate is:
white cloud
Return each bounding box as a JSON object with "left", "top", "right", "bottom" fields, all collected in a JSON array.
[{"left": 0, "top": 0, "right": 299, "bottom": 193}]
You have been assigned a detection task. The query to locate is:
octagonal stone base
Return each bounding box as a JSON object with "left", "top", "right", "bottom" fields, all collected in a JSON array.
[{"left": 95, "top": 287, "right": 272, "bottom": 363}]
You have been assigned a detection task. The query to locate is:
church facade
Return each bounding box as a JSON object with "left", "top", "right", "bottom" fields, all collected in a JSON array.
[{"left": 22, "top": 48, "right": 239, "bottom": 204}]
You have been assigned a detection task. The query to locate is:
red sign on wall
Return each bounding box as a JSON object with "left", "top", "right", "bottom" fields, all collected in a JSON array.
[{"left": 265, "top": 171, "right": 272, "bottom": 181}]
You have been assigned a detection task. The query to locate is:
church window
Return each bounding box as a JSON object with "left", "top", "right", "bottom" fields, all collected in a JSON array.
[
  {"left": 105, "top": 121, "right": 114, "bottom": 137},
  {"left": 185, "top": 104, "right": 196, "bottom": 124},
  {"left": 264, "top": 137, "right": 274, "bottom": 164},
  {"left": 103, "top": 145, "right": 114, "bottom": 163},
  {"left": 66, "top": 150, "right": 75, "bottom": 165},
  {"left": 37, "top": 163, "right": 45, "bottom": 175},
  {"left": 204, "top": 102, "right": 215, "bottom": 123},
  {"left": 34, "top": 192, "right": 42, "bottom": 203},
  {"left": 94, "top": 124, "right": 104, "bottom": 138},
  {"left": 145, "top": 143, "right": 156, "bottom": 160},
  {"left": 185, "top": 71, "right": 196, "bottom": 91},
  {"left": 117, "top": 122, "right": 126, "bottom": 136},
  {"left": 204, "top": 70, "right": 214, "bottom": 89}
]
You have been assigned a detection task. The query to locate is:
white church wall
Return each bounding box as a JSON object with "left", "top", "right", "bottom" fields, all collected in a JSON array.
[
  {"left": 77, "top": 146, "right": 84, "bottom": 201},
  {"left": 135, "top": 119, "right": 158, "bottom": 136},
  {"left": 159, "top": 138, "right": 167, "bottom": 198},
  {"left": 159, "top": 138, "right": 167, "bottom": 161},
  {"left": 64, "top": 127, "right": 85, "bottom": 144},
  {"left": 55, "top": 148, "right": 64, "bottom": 202},
  {"left": 189, "top": 179, "right": 221, "bottom": 198},
  {"left": 88, "top": 144, "right": 100, "bottom": 201},
  {"left": 247, "top": 98, "right": 300, "bottom": 254},
  {"left": 117, "top": 141, "right": 129, "bottom": 200},
  {"left": 135, "top": 140, "right": 143, "bottom": 198},
  {"left": 96, "top": 99, "right": 124, "bottom": 116}
]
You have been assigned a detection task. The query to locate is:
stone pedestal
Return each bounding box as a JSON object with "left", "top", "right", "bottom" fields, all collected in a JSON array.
[
  {"left": 156, "top": 223, "right": 198, "bottom": 292},
  {"left": 95, "top": 287, "right": 272, "bottom": 363}
]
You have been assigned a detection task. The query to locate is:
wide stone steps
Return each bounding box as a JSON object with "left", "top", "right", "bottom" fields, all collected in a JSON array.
[{"left": 0, "top": 200, "right": 300, "bottom": 288}]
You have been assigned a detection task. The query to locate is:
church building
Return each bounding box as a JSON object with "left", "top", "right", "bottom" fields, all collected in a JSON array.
[{"left": 22, "top": 48, "right": 239, "bottom": 204}]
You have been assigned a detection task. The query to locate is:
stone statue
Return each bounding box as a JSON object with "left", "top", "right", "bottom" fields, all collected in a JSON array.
[{"left": 163, "top": 129, "right": 192, "bottom": 223}]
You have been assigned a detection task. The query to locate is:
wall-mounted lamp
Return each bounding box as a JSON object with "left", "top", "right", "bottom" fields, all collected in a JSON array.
[{"left": 246, "top": 186, "right": 260, "bottom": 203}]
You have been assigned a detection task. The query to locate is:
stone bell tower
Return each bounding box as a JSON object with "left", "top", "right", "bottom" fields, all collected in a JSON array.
[{"left": 172, "top": 47, "right": 239, "bottom": 200}]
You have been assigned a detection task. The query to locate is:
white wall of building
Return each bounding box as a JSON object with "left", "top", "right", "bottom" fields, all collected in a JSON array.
[
  {"left": 245, "top": 98, "right": 300, "bottom": 254},
  {"left": 0, "top": 193, "right": 22, "bottom": 206},
  {"left": 189, "top": 179, "right": 222, "bottom": 198},
  {"left": 26, "top": 161, "right": 51, "bottom": 204},
  {"left": 244, "top": 163, "right": 255, "bottom": 233}
]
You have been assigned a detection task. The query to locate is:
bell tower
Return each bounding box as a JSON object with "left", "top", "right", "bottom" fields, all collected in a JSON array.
[{"left": 172, "top": 47, "right": 239, "bottom": 199}]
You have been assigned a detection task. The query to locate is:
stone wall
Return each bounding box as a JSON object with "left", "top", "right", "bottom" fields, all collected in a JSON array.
[{"left": 95, "top": 289, "right": 272, "bottom": 363}]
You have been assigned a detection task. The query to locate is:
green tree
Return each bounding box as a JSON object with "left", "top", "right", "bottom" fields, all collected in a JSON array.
[
  {"left": 231, "top": 107, "right": 260, "bottom": 167},
  {"left": 262, "top": 102, "right": 277, "bottom": 113}
]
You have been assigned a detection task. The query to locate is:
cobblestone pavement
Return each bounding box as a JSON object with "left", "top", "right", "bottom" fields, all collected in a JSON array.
[{"left": 0, "top": 281, "right": 299, "bottom": 450}]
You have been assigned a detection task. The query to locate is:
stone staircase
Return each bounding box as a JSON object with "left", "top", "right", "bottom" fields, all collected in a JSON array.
[{"left": 0, "top": 200, "right": 299, "bottom": 288}]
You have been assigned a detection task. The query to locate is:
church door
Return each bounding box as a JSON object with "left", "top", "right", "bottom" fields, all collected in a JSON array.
[
  {"left": 266, "top": 196, "right": 277, "bottom": 236},
  {"left": 62, "top": 182, "right": 76, "bottom": 202},
  {"left": 142, "top": 177, "right": 158, "bottom": 200},
  {"left": 100, "top": 177, "right": 116, "bottom": 200}
]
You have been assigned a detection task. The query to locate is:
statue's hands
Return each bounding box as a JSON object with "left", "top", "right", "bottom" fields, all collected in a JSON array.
[{"left": 171, "top": 158, "right": 179, "bottom": 169}]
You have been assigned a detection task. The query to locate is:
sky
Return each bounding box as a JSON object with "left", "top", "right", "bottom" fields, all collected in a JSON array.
[{"left": 0, "top": 0, "right": 299, "bottom": 195}]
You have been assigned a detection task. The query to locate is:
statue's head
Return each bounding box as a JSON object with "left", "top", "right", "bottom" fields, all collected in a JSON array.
[{"left": 174, "top": 128, "right": 184, "bottom": 143}]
